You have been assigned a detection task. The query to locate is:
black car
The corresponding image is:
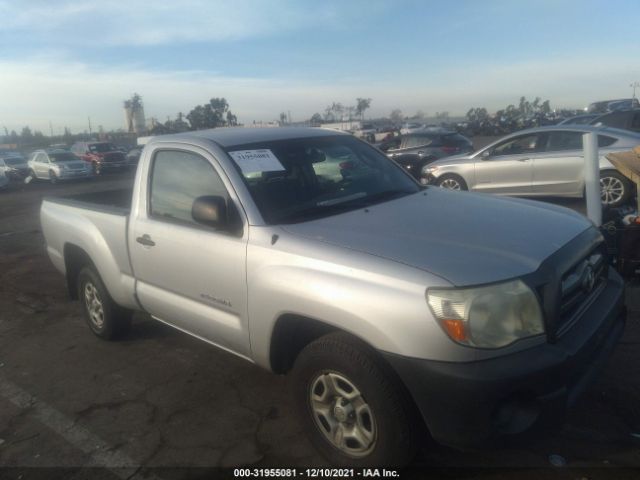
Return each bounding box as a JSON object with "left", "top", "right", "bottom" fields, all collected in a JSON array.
[
  {"left": 377, "top": 131, "right": 473, "bottom": 180},
  {"left": 590, "top": 109, "right": 640, "bottom": 134}
]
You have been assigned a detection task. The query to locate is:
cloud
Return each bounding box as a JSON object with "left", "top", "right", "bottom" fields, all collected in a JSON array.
[{"left": 0, "top": 0, "right": 364, "bottom": 46}]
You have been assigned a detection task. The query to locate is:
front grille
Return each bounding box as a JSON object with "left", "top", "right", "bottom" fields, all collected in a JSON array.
[
  {"left": 556, "top": 247, "right": 607, "bottom": 333},
  {"left": 103, "top": 153, "right": 124, "bottom": 163}
]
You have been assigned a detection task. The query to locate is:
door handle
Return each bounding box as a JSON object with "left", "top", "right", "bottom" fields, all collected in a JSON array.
[
  {"left": 517, "top": 157, "right": 530, "bottom": 162},
  {"left": 136, "top": 234, "right": 156, "bottom": 247}
]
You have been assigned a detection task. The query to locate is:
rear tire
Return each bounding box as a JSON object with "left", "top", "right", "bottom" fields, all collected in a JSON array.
[
  {"left": 600, "top": 171, "right": 631, "bottom": 207},
  {"left": 291, "top": 332, "right": 418, "bottom": 467},
  {"left": 437, "top": 173, "right": 468, "bottom": 191},
  {"left": 77, "top": 266, "right": 131, "bottom": 340}
]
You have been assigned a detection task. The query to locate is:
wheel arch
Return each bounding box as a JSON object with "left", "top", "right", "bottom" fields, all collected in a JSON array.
[{"left": 63, "top": 243, "right": 95, "bottom": 300}]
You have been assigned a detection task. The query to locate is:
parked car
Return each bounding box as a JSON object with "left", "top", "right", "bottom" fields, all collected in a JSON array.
[
  {"left": 0, "top": 153, "right": 29, "bottom": 180},
  {"left": 70, "top": 141, "right": 128, "bottom": 174},
  {"left": 587, "top": 98, "right": 640, "bottom": 114},
  {"left": 423, "top": 125, "right": 640, "bottom": 207},
  {"left": 590, "top": 109, "right": 640, "bottom": 134},
  {"left": 378, "top": 131, "right": 473, "bottom": 180},
  {"left": 125, "top": 147, "right": 143, "bottom": 165},
  {"left": 399, "top": 122, "right": 426, "bottom": 134},
  {"left": 27, "top": 149, "right": 93, "bottom": 183},
  {"left": 41, "top": 127, "right": 625, "bottom": 466},
  {"left": 558, "top": 114, "right": 601, "bottom": 125}
]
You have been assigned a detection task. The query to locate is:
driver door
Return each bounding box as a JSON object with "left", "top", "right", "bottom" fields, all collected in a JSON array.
[{"left": 474, "top": 133, "right": 543, "bottom": 194}]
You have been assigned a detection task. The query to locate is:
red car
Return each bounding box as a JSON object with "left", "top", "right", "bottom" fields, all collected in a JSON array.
[{"left": 70, "top": 142, "right": 128, "bottom": 174}]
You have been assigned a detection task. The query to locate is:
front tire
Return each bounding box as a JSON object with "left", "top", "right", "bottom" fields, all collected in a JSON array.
[
  {"left": 77, "top": 266, "right": 131, "bottom": 340},
  {"left": 600, "top": 171, "right": 631, "bottom": 207},
  {"left": 436, "top": 173, "right": 468, "bottom": 191},
  {"left": 291, "top": 332, "right": 418, "bottom": 466},
  {"left": 49, "top": 170, "right": 58, "bottom": 184}
]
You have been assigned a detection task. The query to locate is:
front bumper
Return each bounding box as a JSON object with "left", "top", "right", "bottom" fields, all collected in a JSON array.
[
  {"left": 98, "top": 161, "right": 128, "bottom": 170},
  {"left": 6, "top": 168, "right": 29, "bottom": 180},
  {"left": 58, "top": 170, "right": 93, "bottom": 179},
  {"left": 383, "top": 268, "right": 626, "bottom": 450}
]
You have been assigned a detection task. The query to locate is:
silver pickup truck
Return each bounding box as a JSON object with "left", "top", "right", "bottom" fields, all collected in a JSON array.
[{"left": 41, "top": 127, "right": 626, "bottom": 466}]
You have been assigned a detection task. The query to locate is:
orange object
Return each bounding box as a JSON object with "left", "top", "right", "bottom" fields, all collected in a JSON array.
[{"left": 442, "top": 319, "right": 467, "bottom": 342}]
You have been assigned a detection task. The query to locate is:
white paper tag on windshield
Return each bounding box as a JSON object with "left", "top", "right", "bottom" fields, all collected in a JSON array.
[{"left": 229, "top": 149, "right": 285, "bottom": 174}]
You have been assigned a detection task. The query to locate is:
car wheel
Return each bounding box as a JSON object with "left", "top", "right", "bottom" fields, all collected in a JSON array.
[
  {"left": 291, "top": 332, "right": 418, "bottom": 467},
  {"left": 437, "top": 174, "right": 468, "bottom": 191},
  {"left": 49, "top": 170, "right": 58, "bottom": 184},
  {"left": 600, "top": 171, "right": 630, "bottom": 207},
  {"left": 77, "top": 266, "right": 131, "bottom": 340}
]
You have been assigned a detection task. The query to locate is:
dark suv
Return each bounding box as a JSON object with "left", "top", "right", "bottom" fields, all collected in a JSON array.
[
  {"left": 591, "top": 109, "right": 640, "bottom": 134},
  {"left": 70, "top": 142, "right": 128, "bottom": 174},
  {"left": 378, "top": 131, "right": 473, "bottom": 180}
]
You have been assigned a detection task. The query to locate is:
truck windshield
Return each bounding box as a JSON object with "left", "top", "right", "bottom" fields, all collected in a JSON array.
[
  {"left": 226, "top": 135, "right": 420, "bottom": 224},
  {"left": 89, "top": 143, "right": 116, "bottom": 153}
]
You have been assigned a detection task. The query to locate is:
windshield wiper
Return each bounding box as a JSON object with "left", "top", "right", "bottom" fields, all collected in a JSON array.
[
  {"left": 349, "top": 189, "right": 414, "bottom": 207},
  {"left": 277, "top": 190, "right": 415, "bottom": 224}
]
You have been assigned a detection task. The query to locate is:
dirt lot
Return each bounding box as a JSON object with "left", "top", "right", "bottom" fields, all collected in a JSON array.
[{"left": 0, "top": 173, "right": 639, "bottom": 479}]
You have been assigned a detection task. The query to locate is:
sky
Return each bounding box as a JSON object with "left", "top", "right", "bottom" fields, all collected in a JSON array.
[{"left": 1, "top": 0, "right": 639, "bottom": 134}]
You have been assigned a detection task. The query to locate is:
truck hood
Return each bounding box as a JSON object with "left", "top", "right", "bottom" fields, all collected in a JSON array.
[{"left": 281, "top": 189, "right": 592, "bottom": 286}]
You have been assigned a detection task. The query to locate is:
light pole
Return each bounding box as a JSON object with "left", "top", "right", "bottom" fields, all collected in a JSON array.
[{"left": 631, "top": 81, "right": 640, "bottom": 101}]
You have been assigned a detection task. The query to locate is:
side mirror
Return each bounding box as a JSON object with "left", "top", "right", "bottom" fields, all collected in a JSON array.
[
  {"left": 192, "top": 195, "right": 227, "bottom": 229},
  {"left": 481, "top": 150, "right": 492, "bottom": 159}
]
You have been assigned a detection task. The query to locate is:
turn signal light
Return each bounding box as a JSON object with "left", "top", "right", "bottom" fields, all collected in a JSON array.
[{"left": 441, "top": 319, "right": 467, "bottom": 342}]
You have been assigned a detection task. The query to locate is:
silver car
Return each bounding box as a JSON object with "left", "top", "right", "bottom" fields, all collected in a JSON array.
[
  {"left": 27, "top": 149, "right": 93, "bottom": 183},
  {"left": 423, "top": 125, "right": 640, "bottom": 207}
]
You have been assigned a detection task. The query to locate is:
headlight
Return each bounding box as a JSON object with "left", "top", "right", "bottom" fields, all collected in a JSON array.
[
  {"left": 422, "top": 164, "right": 439, "bottom": 175},
  {"left": 426, "top": 279, "right": 544, "bottom": 348}
]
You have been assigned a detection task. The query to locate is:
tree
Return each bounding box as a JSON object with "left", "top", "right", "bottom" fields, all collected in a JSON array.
[
  {"left": 279, "top": 112, "right": 288, "bottom": 126},
  {"left": 310, "top": 113, "right": 323, "bottom": 125},
  {"left": 541, "top": 100, "right": 551, "bottom": 114},
  {"left": 324, "top": 102, "right": 344, "bottom": 122},
  {"left": 389, "top": 109, "right": 403, "bottom": 124},
  {"left": 20, "top": 126, "right": 33, "bottom": 146},
  {"left": 355, "top": 98, "right": 372, "bottom": 120},
  {"left": 186, "top": 97, "right": 236, "bottom": 130}
]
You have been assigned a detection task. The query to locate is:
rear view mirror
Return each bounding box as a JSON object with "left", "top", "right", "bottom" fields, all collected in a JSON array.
[{"left": 192, "top": 195, "right": 227, "bottom": 229}]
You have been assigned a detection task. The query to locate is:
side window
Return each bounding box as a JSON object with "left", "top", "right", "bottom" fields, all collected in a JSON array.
[
  {"left": 150, "top": 150, "right": 229, "bottom": 226},
  {"left": 404, "top": 135, "right": 431, "bottom": 149},
  {"left": 36, "top": 153, "right": 47, "bottom": 163},
  {"left": 545, "top": 131, "right": 583, "bottom": 152},
  {"left": 598, "top": 135, "right": 617, "bottom": 147},
  {"left": 492, "top": 134, "right": 540, "bottom": 156}
]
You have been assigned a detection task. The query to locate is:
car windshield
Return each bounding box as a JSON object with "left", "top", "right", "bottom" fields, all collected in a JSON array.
[
  {"left": 3, "top": 157, "right": 24, "bottom": 165},
  {"left": 226, "top": 135, "right": 419, "bottom": 224},
  {"left": 88, "top": 143, "right": 116, "bottom": 153},
  {"left": 49, "top": 152, "right": 78, "bottom": 162}
]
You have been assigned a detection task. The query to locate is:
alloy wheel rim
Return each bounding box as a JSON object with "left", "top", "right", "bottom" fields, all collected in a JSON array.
[
  {"left": 440, "top": 178, "right": 461, "bottom": 190},
  {"left": 309, "top": 371, "right": 377, "bottom": 457},
  {"left": 600, "top": 176, "right": 624, "bottom": 205},
  {"left": 84, "top": 282, "right": 104, "bottom": 329}
]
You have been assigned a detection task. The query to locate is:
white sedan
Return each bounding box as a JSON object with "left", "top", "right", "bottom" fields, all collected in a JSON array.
[{"left": 27, "top": 149, "right": 93, "bottom": 183}]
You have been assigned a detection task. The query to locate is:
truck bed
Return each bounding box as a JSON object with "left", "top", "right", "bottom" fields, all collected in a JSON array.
[
  {"left": 45, "top": 188, "right": 132, "bottom": 214},
  {"left": 41, "top": 187, "right": 138, "bottom": 310}
]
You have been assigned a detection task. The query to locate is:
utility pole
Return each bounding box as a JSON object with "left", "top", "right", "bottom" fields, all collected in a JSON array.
[
  {"left": 631, "top": 81, "right": 640, "bottom": 101},
  {"left": 88, "top": 116, "right": 92, "bottom": 135},
  {"left": 49, "top": 121, "right": 53, "bottom": 137}
]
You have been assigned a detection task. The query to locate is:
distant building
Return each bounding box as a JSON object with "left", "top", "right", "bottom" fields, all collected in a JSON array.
[{"left": 124, "top": 93, "right": 146, "bottom": 134}]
